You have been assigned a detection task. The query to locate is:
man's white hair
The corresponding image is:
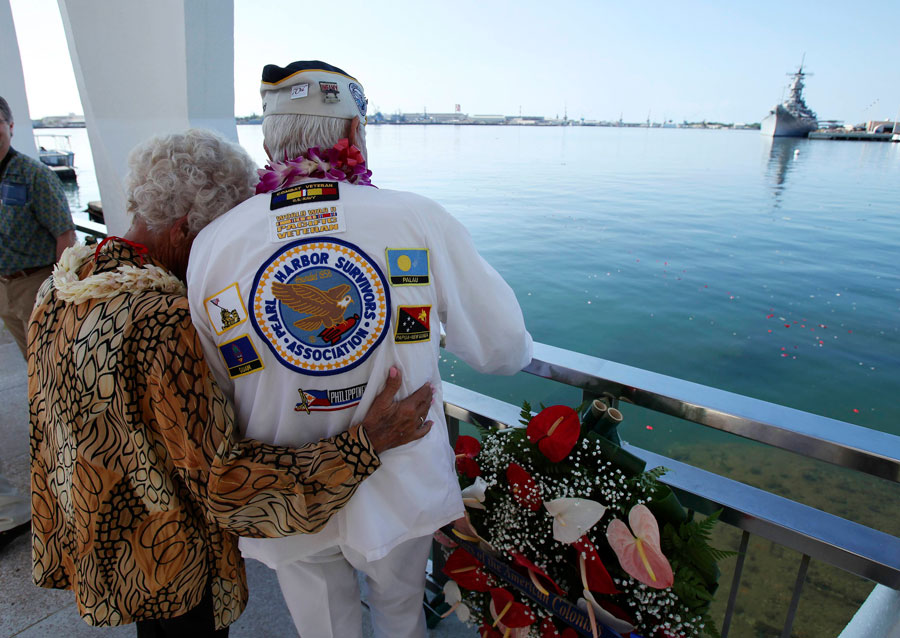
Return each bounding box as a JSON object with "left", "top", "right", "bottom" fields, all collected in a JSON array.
[
  {"left": 262, "top": 114, "right": 367, "bottom": 162},
  {"left": 125, "top": 129, "right": 257, "bottom": 235}
]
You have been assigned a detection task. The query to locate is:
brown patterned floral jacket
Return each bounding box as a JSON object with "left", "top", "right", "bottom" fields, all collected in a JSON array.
[{"left": 27, "top": 242, "right": 380, "bottom": 628}]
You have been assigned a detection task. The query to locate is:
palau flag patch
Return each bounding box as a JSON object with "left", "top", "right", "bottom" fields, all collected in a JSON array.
[
  {"left": 395, "top": 305, "right": 431, "bottom": 343},
  {"left": 218, "top": 335, "right": 264, "bottom": 378},
  {"left": 386, "top": 248, "right": 429, "bottom": 286}
]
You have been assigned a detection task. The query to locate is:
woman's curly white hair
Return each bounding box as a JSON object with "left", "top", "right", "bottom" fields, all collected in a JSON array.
[{"left": 125, "top": 128, "right": 257, "bottom": 235}]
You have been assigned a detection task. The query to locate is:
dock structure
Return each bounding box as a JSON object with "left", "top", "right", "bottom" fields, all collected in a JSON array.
[
  {"left": 809, "top": 131, "right": 894, "bottom": 141},
  {"left": 48, "top": 165, "right": 77, "bottom": 181}
]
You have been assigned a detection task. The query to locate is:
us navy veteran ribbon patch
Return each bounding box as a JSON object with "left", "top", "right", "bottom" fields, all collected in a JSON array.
[
  {"left": 218, "top": 335, "right": 264, "bottom": 379},
  {"left": 270, "top": 181, "right": 339, "bottom": 211},
  {"left": 250, "top": 238, "right": 390, "bottom": 375},
  {"left": 395, "top": 305, "right": 431, "bottom": 343},
  {"left": 386, "top": 248, "right": 430, "bottom": 286}
]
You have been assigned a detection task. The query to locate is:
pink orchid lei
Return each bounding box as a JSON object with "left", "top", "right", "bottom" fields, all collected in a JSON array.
[{"left": 255, "top": 138, "right": 373, "bottom": 194}]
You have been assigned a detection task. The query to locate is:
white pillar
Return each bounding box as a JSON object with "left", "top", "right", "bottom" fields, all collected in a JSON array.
[
  {"left": 0, "top": 0, "right": 39, "bottom": 159},
  {"left": 57, "top": 0, "right": 236, "bottom": 235}
]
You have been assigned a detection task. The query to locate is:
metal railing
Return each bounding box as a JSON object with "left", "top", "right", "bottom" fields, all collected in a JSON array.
[
  {"left": 439, "top": 342, "right": 900, "bottom": 638},
  {"left": 74, "top": 217, "right": 900, "bottom": 634}
]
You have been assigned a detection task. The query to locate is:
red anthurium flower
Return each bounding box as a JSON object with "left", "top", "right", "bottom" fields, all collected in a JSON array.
[
  {"left": 573, "top": 536, "right": 619, "bottom": 595},
  {"left": 526, "top": 405, "right": 581, "bottom": 462},
  {"left": 455, "top": 435, "right": 482, "bottom": 478},
  {"left": 479, "top": 622, "right": 504, "bottom": 638},
  {"left": 442, "top": 548, "right": 492, "bottom": 592},
  {"left": 539, "top": 617, "right": 561, "bottom": 638},
  {"left": 506, "top": 463, "right": 542, "bottom": 511},
  {"left": 489, "top": 588, "right": 537, "bottom": 629},
  {"left": 510, "top": 552, "right": 567, "bottom": 597}
]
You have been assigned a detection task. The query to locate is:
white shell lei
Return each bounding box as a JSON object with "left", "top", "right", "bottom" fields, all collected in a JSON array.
[{"left": 53, "top": 243, "right": 185, "bottom": 304}]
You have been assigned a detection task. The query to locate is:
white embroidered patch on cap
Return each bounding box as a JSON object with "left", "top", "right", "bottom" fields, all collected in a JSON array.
[{"left": 290, "top": 83, "right": 309, "bottom": 99}]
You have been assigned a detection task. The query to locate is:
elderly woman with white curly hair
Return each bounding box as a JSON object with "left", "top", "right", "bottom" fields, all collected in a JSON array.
[{"left": 27, "top": 128, "right": 433, "bottom": 637}]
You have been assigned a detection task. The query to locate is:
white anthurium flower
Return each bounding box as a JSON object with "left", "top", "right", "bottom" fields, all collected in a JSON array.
[
  {"left": 578, "top": 593, "right": 635, "bottom": 636},
  {"left": 544, "top": 497, "right": 607, "bottom": 544},
  {"left": 441, "top": 580, "right": 471, "bottom": 622},
  {"left": 461, "top": 476, "right": 488, "bottom": 510}
]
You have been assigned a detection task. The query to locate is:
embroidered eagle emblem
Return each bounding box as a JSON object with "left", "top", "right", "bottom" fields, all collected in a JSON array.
[{"left": 271, "top": 282, "right": 354, "bottom": 331}]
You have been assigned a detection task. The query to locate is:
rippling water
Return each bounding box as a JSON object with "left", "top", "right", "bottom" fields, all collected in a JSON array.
[
  {"left": 45, "top": 121, "right": 900, "bottom": 637},
  {"left": 58, "top": 124, "right": 899, "bottom": 439}
]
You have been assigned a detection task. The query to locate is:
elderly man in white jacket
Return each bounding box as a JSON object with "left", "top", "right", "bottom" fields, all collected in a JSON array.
[{"left": 187, "top": 60, "right": 533, "bottom": 638}]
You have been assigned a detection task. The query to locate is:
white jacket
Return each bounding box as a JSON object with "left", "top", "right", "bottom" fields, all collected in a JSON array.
[{"left": 187, "top": 179, "right": 532, "bottom": 565}]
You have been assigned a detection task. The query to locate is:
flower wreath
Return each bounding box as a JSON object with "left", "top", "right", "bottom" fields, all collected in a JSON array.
[{"left": 437, "top": 401, "right": 732, "bottom": 638}]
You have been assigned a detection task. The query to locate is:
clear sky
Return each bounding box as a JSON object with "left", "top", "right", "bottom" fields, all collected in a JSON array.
[{"left": 9, "top": 0, "right": 900, "bottom": 124}]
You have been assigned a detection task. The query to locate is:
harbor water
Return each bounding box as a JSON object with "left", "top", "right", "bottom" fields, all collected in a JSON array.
[{"left": 51, "top": 123, "right": 899, "bottom": 635}]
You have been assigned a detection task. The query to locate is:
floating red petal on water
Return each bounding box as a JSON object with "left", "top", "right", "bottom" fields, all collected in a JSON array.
[
  {"left": 781, "top": 353, "right": 788, "bottom": 357},
  {"left": 767, "top": 314, "right": 775, "bottom": 319},
  {"left": 853, "top": 409, "right": 860, "bottom": 413},
  {"left": 646, "top": 425, "right": 653, "bottom": 430},
  {"left": 819, "top": 340, "right": 824, "bottom": 345},
  {"left": 768, "top": 330, "right": 772, "bottom": 333},
  {"left": 704, "top": 285, "right": 708, "bottom": 288},
  {"left": 848, "top": 330, "right": 853, "bottom": 334},
  {"left": 785, "top": 324, "right": 791, "bottom": 328},
  {"left": 781, "top": 347, "right": 786, "bottom": 351}
]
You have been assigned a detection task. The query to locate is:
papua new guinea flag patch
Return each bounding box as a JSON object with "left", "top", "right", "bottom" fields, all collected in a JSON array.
[{"left": 394, "top": 305, "right": 431, "bottom": 343}]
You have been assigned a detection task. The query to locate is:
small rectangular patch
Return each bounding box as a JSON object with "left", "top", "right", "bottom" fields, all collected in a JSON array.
[
  {"left": 386, "top": 248, "right": 430, "bottom": 286},
  {"left": 294, "top": 383, "right": 367, "bottom": 413},
  {"left": 290, "top": 83, "right": 309, "bottom": 99},
  {"left": 218, "top": 335, "right": 264, "bottom": 379},
  {"left": 204, "top": 283, "right": 248, "bottom": 335},
  {"left": 270, "top": 181, "right": 340, "bottom": 211},
  {"left": 319, "top": 81, "right": 340, "bottom": 102},
  {"left": 0, "top": 182, "right": 28, "bottom": 206},
  {"left": 395, "top": 305, "right": 431, "bottom": 343},
  {"left": 269, "top": 203, "right": 346, "bottom": 242}
]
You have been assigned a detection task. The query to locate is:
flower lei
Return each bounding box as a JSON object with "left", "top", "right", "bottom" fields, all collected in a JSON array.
[
  {"left": 255, "top": 138, "right": 373, "bottom": 194},
  {"left": 53, "top": 239, "right": 185, "bottom": 304}
]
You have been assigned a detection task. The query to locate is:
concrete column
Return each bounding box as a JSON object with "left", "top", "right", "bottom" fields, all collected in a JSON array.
[
  {"left": 57, "top": 0, "right": 236, "bottom": 235},
  {"left": 0, "top": 0, "right": 39, "bottom": 159}
]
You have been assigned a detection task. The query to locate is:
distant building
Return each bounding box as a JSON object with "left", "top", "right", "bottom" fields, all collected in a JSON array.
[
  {"left": 867, "top": 120, "right": 898, "bottom": 134},
  {"left": 470, "top": 114, "right": 505, "bottom": 124}
]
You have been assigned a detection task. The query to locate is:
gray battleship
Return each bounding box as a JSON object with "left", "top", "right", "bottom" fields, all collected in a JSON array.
[{"left": 761, "top": 61, "right": 818, "bottom": 137}]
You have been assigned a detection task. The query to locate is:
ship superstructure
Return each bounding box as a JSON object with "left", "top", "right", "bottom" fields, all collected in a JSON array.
[{"left": 761, "top": 61, "right": 818, "bottom": 137}]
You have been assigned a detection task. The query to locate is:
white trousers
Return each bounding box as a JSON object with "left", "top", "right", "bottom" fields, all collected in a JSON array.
[{"left": 274, "top": 535, "right": 432, "bottom": 638}]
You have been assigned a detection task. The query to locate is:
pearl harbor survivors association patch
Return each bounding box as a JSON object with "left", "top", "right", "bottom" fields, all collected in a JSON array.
[{"left": 250, "top": 238, "right": 390, "bottom": 376}]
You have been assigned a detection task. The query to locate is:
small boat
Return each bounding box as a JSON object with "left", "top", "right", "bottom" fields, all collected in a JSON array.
[
  {"left": 761, "top": 59, "right": 818, "bottom": 138},
  {"left": 35, "top": 134, "right": 77, "bottom": 180}
]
